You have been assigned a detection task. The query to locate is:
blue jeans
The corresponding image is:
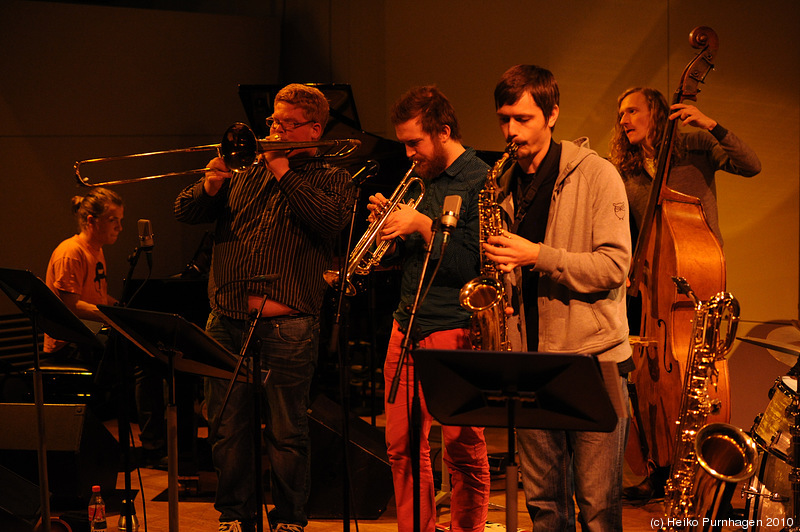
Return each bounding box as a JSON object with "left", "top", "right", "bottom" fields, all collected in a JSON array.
[
  {"left": 204, "top": 310, "right": 319, "bottom": 528},
  {"left": 517, "top": 372, "right": 629, "bottom": 532}
]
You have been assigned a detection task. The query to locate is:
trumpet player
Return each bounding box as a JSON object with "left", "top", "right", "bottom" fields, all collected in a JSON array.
[
  {"left": 371, "top": 86, "right": 490, "bottom": 532},
  {"left": 174, "top": 84, "right": 355, "bottom": 532}
]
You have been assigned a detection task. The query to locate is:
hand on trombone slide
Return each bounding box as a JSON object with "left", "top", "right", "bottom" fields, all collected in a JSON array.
[{"left": 203, "top": 157, "right": 233, "bottom": 197}]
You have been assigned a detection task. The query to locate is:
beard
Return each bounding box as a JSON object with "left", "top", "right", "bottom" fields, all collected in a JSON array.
[{"left": 415, "top": 140, "right": 448, "bottom": 180}]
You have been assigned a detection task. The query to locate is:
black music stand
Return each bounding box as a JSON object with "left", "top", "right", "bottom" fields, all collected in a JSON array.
[
  {"left": 0, "top": 268, "right": 103, "bottom": 532},
  {"left": 414, "top": 348, "right": 619, "bottom": 532},
  {"left": 97, "top": 305, "right": 242, "bottom": 532}
]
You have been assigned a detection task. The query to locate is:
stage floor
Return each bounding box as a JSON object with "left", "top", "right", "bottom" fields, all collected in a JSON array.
[{"left": 83, "top": 419, "right": 757, "bottom": 532}]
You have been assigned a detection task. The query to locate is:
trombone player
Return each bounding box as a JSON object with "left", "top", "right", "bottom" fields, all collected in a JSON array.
[
  {"left": 371, "top": 86, "right": 490, "bottom": 532},
  {"left": 174, "top": 83, "right": 355, "bottom": 532}
]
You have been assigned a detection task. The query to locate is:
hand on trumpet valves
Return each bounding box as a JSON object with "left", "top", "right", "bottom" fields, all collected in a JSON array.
[
  {"left": 381, "top": 203, "right": 433, "bottom": 244},
  {"left": 203, "top": 156, "right": 233, "bottom": 196},
  {"left": 483, "top": 229, "right": 540, "bottom": 272},
  {"left": 366, "top": 192, "right": 390, "bottom": 223}
]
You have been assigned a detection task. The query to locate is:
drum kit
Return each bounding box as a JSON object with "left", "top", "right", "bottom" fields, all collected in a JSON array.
[{"left": 739, "top": 334, "right": 800, "bottom": 531}]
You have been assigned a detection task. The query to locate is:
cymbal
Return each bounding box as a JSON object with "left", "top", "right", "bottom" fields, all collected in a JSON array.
[{"left": 737, "top": 336, "right": 800, "bottom": 366}]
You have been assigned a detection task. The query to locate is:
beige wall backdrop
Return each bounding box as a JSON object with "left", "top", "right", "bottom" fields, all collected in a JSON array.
[
  {"left": 1, "top": 0, "right": 798, "bottom": 430},
  {"left": 306, "top": 0, "right": 800, "bottom": 431}
]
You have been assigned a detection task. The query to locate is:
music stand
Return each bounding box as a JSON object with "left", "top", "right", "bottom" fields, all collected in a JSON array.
[
  {"left": 97, "top": 305, "right": 243, "bottom": 532},
  {"left": 414, "top": 349, "right": 619, "bottom": 532},
  {"left": 0, "top": 268, "right": 103, "bottom": 532}
]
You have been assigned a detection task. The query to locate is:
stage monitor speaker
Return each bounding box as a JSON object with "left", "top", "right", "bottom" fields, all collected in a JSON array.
[
  {"left": 0, "top": 403, "right": 119, "bottom": 510},
  {"left": 307, "top": 394, "right": 393, "bottom": 519}
]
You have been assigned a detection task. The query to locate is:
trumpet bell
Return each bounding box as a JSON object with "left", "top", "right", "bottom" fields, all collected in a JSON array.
[{"left": 323, "top": 270, "right": 359, "bottom": 297}]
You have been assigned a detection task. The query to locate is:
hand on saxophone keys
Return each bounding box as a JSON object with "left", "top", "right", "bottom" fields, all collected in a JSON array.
[{"left": 483, "top": 230, "right": 541, "bottom": 272}]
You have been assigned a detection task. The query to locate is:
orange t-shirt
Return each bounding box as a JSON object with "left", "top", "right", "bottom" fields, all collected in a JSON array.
[{"left": 43, "top": 235, "right": 109, "bottom": 352}]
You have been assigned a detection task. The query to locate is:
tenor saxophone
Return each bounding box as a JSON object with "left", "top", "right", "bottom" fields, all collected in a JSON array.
[
  {"left": 661, "top": 277, "right": 757, "bottom": 531},
  {"left": 459, "top": 143, "right": 517, "bottom": 351}
]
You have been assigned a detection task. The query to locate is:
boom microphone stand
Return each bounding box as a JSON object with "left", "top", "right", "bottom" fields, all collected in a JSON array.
[
  {"left": 114, "top": 228, "right": 153, "bottom": 532},
  {"left": 207, "top": 278, "right": 279, "bottom": 532},
  {"left": 327, "top": 170, "right": 367, "bottom": 530}
]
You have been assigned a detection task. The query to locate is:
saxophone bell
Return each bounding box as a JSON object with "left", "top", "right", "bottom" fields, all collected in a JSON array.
[
  {"left": 662, "top": 279, "right": 757, "bottom": 531},
  {"left": 459, "top": 142, "right": 518, "bottom": 351},
  {"left": 459, "top": 278, "right": 505, "bottom": 311}
]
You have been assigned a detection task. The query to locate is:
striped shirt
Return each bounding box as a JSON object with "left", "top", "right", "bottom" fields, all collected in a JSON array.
[{"left": 174, "top": 159, "right": 354, "bottom": 318}]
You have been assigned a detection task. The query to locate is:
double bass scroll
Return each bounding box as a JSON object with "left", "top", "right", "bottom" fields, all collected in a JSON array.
[{"left": 628, "top": 25, "right": 719, "bottom": 298}]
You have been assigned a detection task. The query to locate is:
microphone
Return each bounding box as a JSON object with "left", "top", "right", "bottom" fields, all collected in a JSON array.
[
  {"left": 137, "top": 219, "right": 154, "bottom": 269},
  {"left": 440, "top": 195, "right": 462, "bottom": 236},
  {"left": 344, "top": 160, "right": 380, "bottom": 190},
  {"left": 138, "top": 219, "right": 154, "bottom": 250}
]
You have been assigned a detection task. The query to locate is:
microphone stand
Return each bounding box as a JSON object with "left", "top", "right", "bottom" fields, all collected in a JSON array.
[
  {"left": 327, "top": 182, "right": 363, "bottom": 530},
  {"left": 115, "top": 242, "right": 151, "bottom": 532},
  {"left": 387, "top": 220, "right": 442, "bottom": 532}
]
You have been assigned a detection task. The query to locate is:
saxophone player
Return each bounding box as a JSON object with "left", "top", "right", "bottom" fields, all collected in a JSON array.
[
  {"left": 483, "top": 65, "right": 633, "bottom": 531},
  {"left": 369, "top": 86, "right": 490, "bottom": 532}
]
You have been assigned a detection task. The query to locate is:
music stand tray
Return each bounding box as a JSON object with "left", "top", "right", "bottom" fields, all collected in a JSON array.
[
  {"left": 414, "top": 348, "right": 618, "bottom": 432},
  {"left": 97, "top": 305, "right": 244, "bottom": 381},
  {"left": 0, "top": 268, "right": 102, "bottom": 349}
]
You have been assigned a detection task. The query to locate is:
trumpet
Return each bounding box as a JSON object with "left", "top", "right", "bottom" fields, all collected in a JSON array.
[
  {"left": 324, "top": 162, "right": 422, "bottom": 296},
  {"left": 75, "top": 122, "right": 361, "bottom": 187}
]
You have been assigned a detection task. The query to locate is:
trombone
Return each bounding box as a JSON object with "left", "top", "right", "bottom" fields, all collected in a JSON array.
[{"left": 75, "top": 122, "right": 361, "bottom": 187}]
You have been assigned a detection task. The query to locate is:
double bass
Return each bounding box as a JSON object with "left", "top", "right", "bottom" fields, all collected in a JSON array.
[{"left": 625, "top": 26, "right": 730, "bottom": 477}]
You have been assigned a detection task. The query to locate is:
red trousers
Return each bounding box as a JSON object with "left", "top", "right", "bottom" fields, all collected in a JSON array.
[{"left": 384, "top": 322, "right": 490, "bottom": 532}]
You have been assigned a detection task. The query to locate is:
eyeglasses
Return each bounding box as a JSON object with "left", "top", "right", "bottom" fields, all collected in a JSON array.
[{"left": 266, "top": 116, "right": 314, "bottom": 131}]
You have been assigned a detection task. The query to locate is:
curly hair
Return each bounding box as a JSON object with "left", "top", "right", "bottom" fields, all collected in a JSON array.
[
  {"left": 71, "top": 187, "right": 123, "bottom": 231},
  {"left": 609, "top": 87, "right": 670, "bottom": 178},
  {"left": 390, "top": 85, "right": 462, "bottom": 141},
  {"left": 275, "top": 83, "right": 330, "bottom": 130}
]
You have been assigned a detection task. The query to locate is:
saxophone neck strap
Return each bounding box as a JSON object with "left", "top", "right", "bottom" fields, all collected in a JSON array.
[{"left": 511, "top": 168, "right": 547, "bottom": 233}]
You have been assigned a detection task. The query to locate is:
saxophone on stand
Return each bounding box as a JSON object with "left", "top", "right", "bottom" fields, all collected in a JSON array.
[
  {"left": 661, "top": 276, "right": 757, "bottom": 531},
  {"left": 459, "top": 143, "right": 517, "bottom": 351}
]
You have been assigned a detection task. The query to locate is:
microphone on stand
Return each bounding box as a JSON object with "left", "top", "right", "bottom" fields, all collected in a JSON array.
[
  {"left": 344, "top": 160, "right": 380, "bottom": 190},
  {"left": 440, "top": 195, "right": 462, "bottom": 246},
  {"left": 137, "top": 219, "right": 154, "bottom": 269}
]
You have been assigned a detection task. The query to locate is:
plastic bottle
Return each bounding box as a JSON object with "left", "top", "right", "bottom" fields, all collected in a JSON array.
[
  {"left": 117, "top": 498, "right": 139, "bottom": 532},
  {"left": 88, "top": 485, "right": 107, "bottom": 531}
]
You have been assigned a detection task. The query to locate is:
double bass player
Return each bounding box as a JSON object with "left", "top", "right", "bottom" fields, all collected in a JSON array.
[{"left": 610, "top": 86, "right": 761, "bottom": 500}]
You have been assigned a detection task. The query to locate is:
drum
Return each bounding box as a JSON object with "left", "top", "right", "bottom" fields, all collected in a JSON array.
[
  {"left": 742, "top": 451, "right": 792, "bottom": 531},
  {"left": 751, "top": 376, "right": 797, "bottom": 463}
]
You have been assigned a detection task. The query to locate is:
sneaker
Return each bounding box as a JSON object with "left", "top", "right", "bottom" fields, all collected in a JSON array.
[
  {"left": 274, "top": 524, "right": 304, "bottom": 532},
  {"left": 219, "top": 521, "right": 243, "bottom": 532}
]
